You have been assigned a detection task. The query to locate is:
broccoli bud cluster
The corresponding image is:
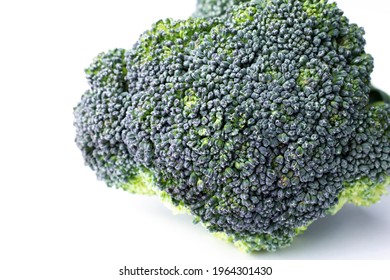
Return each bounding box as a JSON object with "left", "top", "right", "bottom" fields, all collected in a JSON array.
[
  {"left": 74, "top": 0, "right": 389, "bottom": 252},
  {"left": 74, "top": 49, "right": 137, "bottom": 186}
]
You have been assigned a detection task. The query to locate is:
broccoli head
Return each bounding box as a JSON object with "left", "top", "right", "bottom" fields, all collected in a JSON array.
[{"left": 74, "top": 0, "right": 389, "bottom": 252}]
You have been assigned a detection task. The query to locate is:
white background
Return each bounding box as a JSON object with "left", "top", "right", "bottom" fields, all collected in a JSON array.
[{"left": 1, "top": 0, "right": 390, "bottom": 279}]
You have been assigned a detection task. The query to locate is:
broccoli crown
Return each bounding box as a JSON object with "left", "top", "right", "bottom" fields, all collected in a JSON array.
[{"left": 74, "top": 0, "right": 389, "bottom": 252}]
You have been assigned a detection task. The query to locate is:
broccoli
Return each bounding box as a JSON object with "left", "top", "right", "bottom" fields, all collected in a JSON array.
[{"left": 74, "top": 0, "right": 390, "bottom": 252}]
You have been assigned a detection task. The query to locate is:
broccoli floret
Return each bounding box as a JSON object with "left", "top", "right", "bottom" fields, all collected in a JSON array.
[
  {"left": 73, "top": 49, "right": 141, "bottom": 189},
  {"left": 331, "top": 102, "right": 390, "bottom": 211},
  {"left": 74, "top": 0, "right": 389, "bottom": 252}
]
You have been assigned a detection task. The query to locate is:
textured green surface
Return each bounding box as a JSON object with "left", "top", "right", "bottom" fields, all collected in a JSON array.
[{"left": 75, "top": 0, "right": 390, "bottom": 253}]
